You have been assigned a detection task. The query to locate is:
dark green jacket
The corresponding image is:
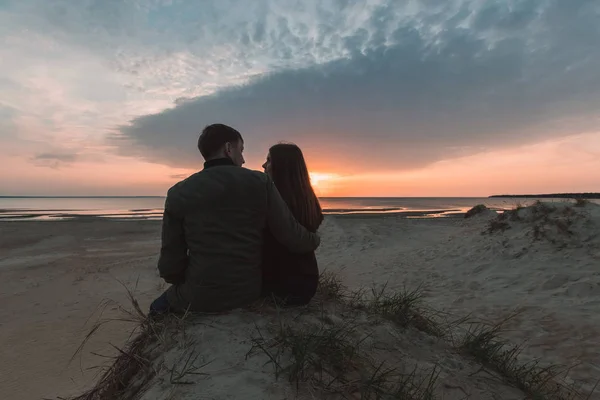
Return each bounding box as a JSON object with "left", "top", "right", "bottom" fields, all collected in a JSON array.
[{"left": 158, "top": 158, "right": 321, "bottom": 312}]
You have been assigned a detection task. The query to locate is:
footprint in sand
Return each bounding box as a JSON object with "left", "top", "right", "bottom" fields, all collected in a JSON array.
[
  {"left": 541, "top": 274, "right": 571, "bottom": 290},
  {"left": 566, "top": 281, "right": 600, "bottom": 297}
]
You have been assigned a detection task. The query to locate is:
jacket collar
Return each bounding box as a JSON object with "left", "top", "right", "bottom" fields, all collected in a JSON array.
[{"left": 203, "top": 157, "right": 235, "bottom": 170}]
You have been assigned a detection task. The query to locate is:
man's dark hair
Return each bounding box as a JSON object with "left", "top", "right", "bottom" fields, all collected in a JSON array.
[{"left": 197, "top": 124, "right": 243, "bottom": 160}]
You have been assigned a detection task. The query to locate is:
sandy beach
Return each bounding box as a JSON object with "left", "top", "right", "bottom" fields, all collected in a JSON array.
[
  {"left": 1, "top": 202, "right": 599, "bottom": 399},
  {"left": 0, "top": 219, "right": 164, "bottom": 399}
]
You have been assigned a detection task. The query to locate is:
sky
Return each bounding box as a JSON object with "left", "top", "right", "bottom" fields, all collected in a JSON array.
[{"left": 1, "top": 0, "right": 599, "bottom": 197}]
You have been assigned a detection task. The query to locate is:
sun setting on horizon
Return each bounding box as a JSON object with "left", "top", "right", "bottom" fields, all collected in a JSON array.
[{"left": 309, "top": 172, "right": 339, "bottom": 195}]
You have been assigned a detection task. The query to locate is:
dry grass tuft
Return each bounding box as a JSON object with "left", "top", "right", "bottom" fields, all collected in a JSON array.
[
  {"left": 249, "top": 316, "right": 364, "bottom": 390},
  {"left": 486, "top": 218, "right": 511, "bottom": 233},
  {"left": 459, "top": 316, "right": 590, "bottom": 400},
  {"left": 317, "top": 274, "right": 445, "bottom": 338},
  {"left": 317, "top": 270, "right": 347, "bottom": 301},
  {"left": 248, "top": 308, "right": 440, "bottom": 399},
  {"left": 363, "top": 284, "right": 444, "bottom": 338},
  {"left": 465, "top": 204, "right": 490, "bottom": 219},
  {"left": 167, "top": 349, "right": 212, "bottom": 385},
  {"left": 574, "top": 198, "right": 590, "bottom": 208},
  {"left": 68, "top": 322, "right": 157, "bottom": 400},
  {"left": 63, "top": 281, "right": 195, "bottom": 400},
  {"left": 487, "top": 202, "right": 587, "bottom": 249},
  {"left": 355, "top": 362, "right": 439, "bottom": 400}
]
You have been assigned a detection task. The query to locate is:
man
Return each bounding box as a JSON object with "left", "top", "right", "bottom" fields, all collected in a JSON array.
[{"left": 150, "top": 123, "right": 320, "bottom": 315}]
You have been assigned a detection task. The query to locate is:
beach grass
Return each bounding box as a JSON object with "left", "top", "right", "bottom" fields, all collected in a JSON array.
[
  {"left": 455, "top": 309, "right": 596, "bottom": 400},
  {"left": 248, "top": 303, "right": 440, "bottom": 399},
  {"left": 365, "top": 283, "right": 444, "bottom": 337},
  {"left": 574, "top": 198, "right": 590, "bottom": 208},
  {"left": 65, "top": 282, "right": 152, "bottom": 400},
  {"left": 316, "top": 269, "right": 347, "bottom": 301},
  {"left": 65, "top": 267, "right": 595, "bottom": 400},
  {"left": 312, "top": 274, "right": 593, "bottom": 400},
  {"left": 64, "top": 280, "right": 197, "bottom": 400},
  {"left": 487, "top": 202, "right": 584, "bottom": 242}
]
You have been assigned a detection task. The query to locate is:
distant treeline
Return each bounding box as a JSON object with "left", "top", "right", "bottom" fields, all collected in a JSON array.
[{"left": 489, "top": 193, "right": 600, "bottom": 199}]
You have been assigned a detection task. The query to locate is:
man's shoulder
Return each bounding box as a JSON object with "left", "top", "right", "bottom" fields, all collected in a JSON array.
[
  {"left": 239, "top": 167, "right": 269, "bottom": 181},
  {"left": 167, "top": 167, "right": 268, "bottom": 194},
  {"left": 166, "top": 173, "right": 196, "bottom": 195},
  {"left": 203, "top": 166, "right": 268, "bottom": 181}
]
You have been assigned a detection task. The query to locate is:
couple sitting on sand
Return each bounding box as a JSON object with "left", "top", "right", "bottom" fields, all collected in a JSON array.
[{"left": 149, "top": 123, "right": 323, "bottom": 316}]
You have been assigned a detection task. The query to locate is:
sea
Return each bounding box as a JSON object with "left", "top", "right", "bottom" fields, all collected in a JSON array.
[{"left": 1, "top": 196, "right": 590, "bottom": 221}]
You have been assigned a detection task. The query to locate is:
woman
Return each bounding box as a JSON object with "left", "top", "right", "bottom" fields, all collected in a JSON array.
[{"left": 261, "top": 143, "right": 324, "bottom": 306}]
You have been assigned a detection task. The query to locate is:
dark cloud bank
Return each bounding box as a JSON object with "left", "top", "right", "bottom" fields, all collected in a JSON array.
[{"left": 115, "top": 0, "right": 600, "bottom": 172}]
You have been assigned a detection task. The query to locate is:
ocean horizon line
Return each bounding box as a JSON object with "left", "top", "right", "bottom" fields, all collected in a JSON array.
[
  {"left": 0, "top": 195, "right": 493, "bottom": 199},
  {"left": 0, "top": 195, "right": 165, "bottom": 199}
]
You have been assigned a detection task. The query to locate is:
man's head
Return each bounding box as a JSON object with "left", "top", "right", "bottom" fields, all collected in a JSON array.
[{"left": 197, "top": 124, "right": 245, "bottom": 166}]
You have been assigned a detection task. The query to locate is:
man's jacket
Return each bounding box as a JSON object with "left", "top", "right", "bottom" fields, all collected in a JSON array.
[{"left": 158, "top": 158, "right": 321, "bottom": 312}]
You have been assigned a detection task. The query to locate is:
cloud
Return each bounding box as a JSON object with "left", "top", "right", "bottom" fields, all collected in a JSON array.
[
  {"left": 1, "top": 0, "right": 599, "bottom": 177},
  {"left": 115, "top": 0, "right": 600, "bottom": 171},
  {"left": 32, "top": 152, "right": 78, "bottom": 169},
  {"left": 0, "top": 105, "right": 17, "bottom": 138},
  {"left": 169, "top": 173, "right": 190, "bottom": 180},
  {"left": 2, "top": 0, "right": 434, "bottom": 160}
]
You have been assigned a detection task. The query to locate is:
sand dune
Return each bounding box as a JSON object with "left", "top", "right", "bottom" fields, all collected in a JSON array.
[
  {"left": 1, "top": 201, "right": 598, "bottom": 399},
  {"left": 317, "top": 201, "right": 600, "bottom": 394},
  {"left": 103, "top": 297, "right": 527, "bottom": 400}
]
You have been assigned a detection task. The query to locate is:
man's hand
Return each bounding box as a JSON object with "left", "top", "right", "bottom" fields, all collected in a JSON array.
[
  {"left": 162, "top": 273, "right": 185, "bottom": 285},
  {"left": 265, "top": 177, "right": 321, "bottom": 253}
]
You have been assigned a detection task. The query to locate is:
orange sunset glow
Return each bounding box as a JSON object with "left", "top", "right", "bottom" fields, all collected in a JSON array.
[{"left": 2, "top": 129, "right": 598, "bottom": 197}]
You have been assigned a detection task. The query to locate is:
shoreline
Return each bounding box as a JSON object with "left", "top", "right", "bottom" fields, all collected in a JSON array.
[
  {"left": 490, "top": 193, "right": 600, "bottom": 199},
  {"left": 0, "top": 208, "right": 470, "bottom": 221},
  {"left": 3, "top": 197, "right": 598, "bottom": 222}
]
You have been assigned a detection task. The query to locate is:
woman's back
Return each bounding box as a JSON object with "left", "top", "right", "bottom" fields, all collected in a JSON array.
[
  {"left": 261, "top": 143, "right": 323, "bottom": 306},
  {"left": 262, "top": 229, "right": 319, "bottom": 304}
]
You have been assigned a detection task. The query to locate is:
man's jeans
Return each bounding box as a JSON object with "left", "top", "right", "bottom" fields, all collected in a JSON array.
[{"left": 149, "top": 291, "right": 170, "bottom": 317}]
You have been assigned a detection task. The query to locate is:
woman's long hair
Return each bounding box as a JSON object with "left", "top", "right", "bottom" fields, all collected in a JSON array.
[{"left": 268, "top": 143, "right": 323, "bottom": 232}]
